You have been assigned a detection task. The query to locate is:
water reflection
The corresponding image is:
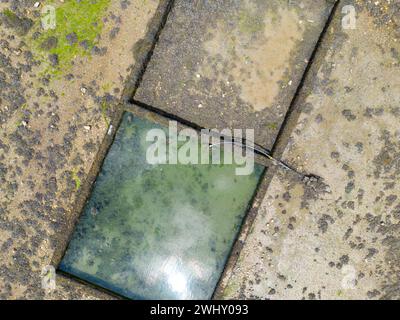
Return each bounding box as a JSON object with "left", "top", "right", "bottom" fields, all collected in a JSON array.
[{"left": 59, "top": 112, "right": 263, "bottom": 299}]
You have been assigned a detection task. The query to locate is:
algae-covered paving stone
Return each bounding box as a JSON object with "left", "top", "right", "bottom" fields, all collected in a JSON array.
[
  {"left": 135, "top": 0, "right": 334, "bottom": 149},
  {"left": 60, "top": 112, "right": 263, "bottom": 299},
  {"left": 0, "top": 0, "right": 163, "bottom": 299},
  {"left": 220, "top": 1, "right": 400, "bottom": 300}
]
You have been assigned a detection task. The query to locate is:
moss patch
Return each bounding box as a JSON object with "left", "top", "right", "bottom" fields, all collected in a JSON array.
[
  {"left": 221, "top": 281, "right": 240, "bottom": 298},
  {"left": 72, "top": 169, "right": 81, "bottom": 191},
  {"left": 100, "top": 100, "right": 110, "bottom": 127},
  {"left": 267, "top": 122, "right": 278, "bottom": 131},
  {"left": 30, "top": 0, "right": 111, "bottom": 77}
]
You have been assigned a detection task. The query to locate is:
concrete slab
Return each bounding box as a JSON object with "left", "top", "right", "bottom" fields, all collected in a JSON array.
[
  {"left": 0, "top": 0, "right": 165, "bottom": 299},
  {"left": 219, "top": 0, "right": 400, "bottom": 300},
  {"left": 135, "top": 0, "right": 335, "bottom": 149}
]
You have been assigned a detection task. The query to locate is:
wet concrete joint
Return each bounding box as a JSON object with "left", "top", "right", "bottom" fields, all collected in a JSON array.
[
  {"left": 130, "top": 103, "right": 314, "bottom": 182},
  {"left": 259, "top": 0, "right": 342, "bottom": 193},
  {"left": 57, "top": 267, "right": 127, "bottom": 300},
  {"left": 51, "top": 104, "right": 123, "bottom": 267},
  {"left": 124, "top": 0, "right": 176, "bottom": 102},
  {"left": 271, "top": 0, "right": 341, "bottom": 158},
  {"left": 132, "top": 98, "right": 207, "bottom": 132},
  {"left": 125, "top": 101, "right": 271, "bottom": 168}
]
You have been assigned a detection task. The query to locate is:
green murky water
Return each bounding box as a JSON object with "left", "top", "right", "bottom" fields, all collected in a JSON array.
[{"left": 59, "top": 112, "right": 263, "bottom": 299}]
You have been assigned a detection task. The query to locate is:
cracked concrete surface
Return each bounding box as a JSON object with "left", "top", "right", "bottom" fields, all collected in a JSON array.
[{"left": 219, "top": 0, "right": 400, "bottom": 300}]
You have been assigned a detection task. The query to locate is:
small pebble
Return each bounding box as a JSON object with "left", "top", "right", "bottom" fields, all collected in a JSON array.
[{"left": 107, "top": 125, "right": 113, "bottom": 135}]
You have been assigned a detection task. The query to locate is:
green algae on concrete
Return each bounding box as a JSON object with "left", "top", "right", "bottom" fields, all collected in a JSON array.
[
  {"left": 59, "top": 112, "right": 263, "bottom": 299},
  {"left": 30, "top": 0, "right": 111, "bottom": 76}
]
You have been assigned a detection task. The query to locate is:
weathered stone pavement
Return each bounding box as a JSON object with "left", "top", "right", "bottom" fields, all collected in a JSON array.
[
  {"left": 0, "top": 0, "right": 164, "bottom": 299},
  {"left": 218, "top": 0, "right": 400, "bottom": 300},
  {"left": 0, "top": 0, "right": 399, "bottom": 300},
  {"left": 135, "top": 0, "right": 334, "bottom": 149}
]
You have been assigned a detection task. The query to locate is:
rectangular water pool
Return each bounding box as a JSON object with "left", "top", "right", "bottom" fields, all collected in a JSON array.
[{"left": 59, "top": 112, "right": 263, "bottom": 299}]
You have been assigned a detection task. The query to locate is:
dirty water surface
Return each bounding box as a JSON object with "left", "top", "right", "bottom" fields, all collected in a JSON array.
[{"left": 59, "top": 112, "right": 263, "bottom": 299}]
